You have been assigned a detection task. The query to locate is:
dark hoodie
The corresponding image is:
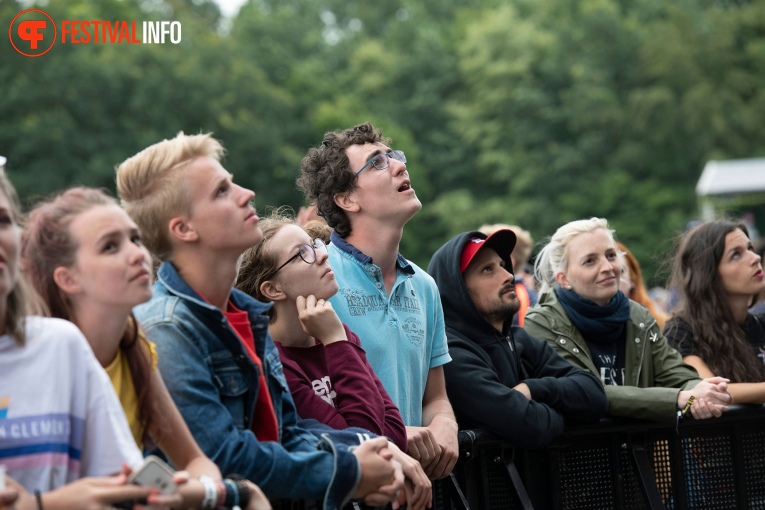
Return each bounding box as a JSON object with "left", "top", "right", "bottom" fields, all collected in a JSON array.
[{"left": 428, "top": 231, "right": 608, "bottom": 448}]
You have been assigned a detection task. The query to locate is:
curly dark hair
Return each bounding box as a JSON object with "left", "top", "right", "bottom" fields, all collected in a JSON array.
[
  {"left": 296, "top": 122, "right": 390, "bottom": 238},
  {"left": 668, "top": 220, "right": 765, "bottom": 383}
]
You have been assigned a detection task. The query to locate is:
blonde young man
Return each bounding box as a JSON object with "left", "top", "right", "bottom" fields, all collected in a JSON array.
[
  {"left": 116, "top": 133, "right": 403, "bottom": 509},
  {"left": 298, "top": 122, "right": 459, "bottom": 479}
]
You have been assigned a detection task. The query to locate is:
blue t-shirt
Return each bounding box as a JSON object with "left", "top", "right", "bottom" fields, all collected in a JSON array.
[{"left": 327, "top": 232, "right": 451, "bottom": 426}]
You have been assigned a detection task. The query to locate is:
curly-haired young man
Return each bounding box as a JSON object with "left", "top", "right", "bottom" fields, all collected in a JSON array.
[{"left": 298, "top": 122, "right": 459, "bottom": 480}]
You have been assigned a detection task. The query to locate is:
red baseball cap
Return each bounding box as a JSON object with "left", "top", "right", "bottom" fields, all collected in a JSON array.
[{"left": 460, "top": 229, "right": 517, "bottom": 273}]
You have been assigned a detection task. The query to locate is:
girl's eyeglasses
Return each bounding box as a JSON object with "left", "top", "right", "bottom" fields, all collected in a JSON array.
[{"left": 274, "top": 238, "right": 328, "bottom": 274}]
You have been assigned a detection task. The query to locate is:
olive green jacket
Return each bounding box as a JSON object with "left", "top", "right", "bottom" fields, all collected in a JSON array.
[{"left": 524, "top": 290, "right": 700, "bottom": 424}]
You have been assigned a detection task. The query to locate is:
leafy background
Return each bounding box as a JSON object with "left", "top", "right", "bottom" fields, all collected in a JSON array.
[{"left": 3, "top": 0, "right": 765, "bottom": 284}]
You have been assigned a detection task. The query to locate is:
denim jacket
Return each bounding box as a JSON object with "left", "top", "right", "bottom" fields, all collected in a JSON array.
[{"left": 134, "top": 262, "right": 361, "bottom": 509}]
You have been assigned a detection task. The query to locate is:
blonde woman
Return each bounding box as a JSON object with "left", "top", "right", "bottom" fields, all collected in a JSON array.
[{"left": 524, "top": 218, "right": 732, "bottom": 423}]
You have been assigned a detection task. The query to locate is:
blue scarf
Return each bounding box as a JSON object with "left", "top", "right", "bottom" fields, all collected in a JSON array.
[{"left": 555, "top": 287, "right": 631, "bottom": 345}]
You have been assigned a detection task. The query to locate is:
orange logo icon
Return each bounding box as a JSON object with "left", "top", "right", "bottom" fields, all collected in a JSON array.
[{"left": 9, "top": 9, "right": 57, "bottom": 57}]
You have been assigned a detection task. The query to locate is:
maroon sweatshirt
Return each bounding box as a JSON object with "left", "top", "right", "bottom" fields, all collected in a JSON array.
[{"left": 275, "top": 324, "right": 407, "bottom": 451}]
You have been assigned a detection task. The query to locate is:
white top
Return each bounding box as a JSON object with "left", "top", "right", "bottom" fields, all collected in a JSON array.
[{"left": 0, "top": 317, "right": 143, "bottom": 492}]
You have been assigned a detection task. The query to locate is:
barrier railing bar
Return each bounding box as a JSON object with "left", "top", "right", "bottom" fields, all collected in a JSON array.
[
  {"left": 631, "top": 443, "right": 665, "bottom": 509},
  {"left": 440, "top": 473, "right": 471, "bottom": 510},
  {"left": 670, "top": 427, "right": 688, "bottom": 509},
  {"left": 504, "top": 459, "right": 534, "bottom": 510}
]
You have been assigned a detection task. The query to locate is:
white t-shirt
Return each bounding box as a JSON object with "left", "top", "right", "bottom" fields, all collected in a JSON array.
[{"left": 0, "top": 317, "right": 143, "bottom": 492}]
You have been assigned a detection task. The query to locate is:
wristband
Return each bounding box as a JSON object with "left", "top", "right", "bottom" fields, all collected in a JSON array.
[
  {"left": 223, "top": 478, "right": 239, "bottom": 509},
  {"left": 680, "top": 395, "right": 696, "bottom": 417},
  {"left": 676, "top": 395, "right": 696, "bottom": 433},
  {"left": 199, "top": 475, "right": 218, "bottom": 510}
]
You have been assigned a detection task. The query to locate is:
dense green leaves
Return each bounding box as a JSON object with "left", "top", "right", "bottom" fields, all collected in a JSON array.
[{"left": 2, "top": 0, "right": 764, "bottom": 284}]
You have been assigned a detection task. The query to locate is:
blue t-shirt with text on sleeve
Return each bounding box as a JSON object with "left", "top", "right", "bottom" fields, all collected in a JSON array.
[{"left": 327, "top": 231, "right": 451, "bottom": 426}]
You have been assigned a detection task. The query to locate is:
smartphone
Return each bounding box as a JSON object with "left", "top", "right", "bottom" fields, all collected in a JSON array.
[{"left": 127, "top": 455, "right": 177, "bottom": 495}]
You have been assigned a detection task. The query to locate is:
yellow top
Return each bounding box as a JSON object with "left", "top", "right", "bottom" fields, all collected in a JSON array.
[{"left": 104, "top": 336, "right": 158, "bottom": 449}]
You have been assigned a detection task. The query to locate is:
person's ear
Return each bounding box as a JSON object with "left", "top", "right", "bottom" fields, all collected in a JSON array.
[
  {"left": 260, "top": 280, "right": 286, "bottom": 302},
  {"left": 334, "top": 192, "right": 360, "bottom": 214},
  {"left": 168, "top": 216, "right": 199, "bottom": 243},
  {"left": 555, "top": 271, "right": 572, "bottom": 290},
  {"left": 53, "top": 266, "right": 82, "bottom": 295}
]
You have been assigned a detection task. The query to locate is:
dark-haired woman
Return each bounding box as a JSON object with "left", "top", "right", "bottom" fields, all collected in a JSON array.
[{"left": 664, "top": 220, "right": 765, "bottom": 404}]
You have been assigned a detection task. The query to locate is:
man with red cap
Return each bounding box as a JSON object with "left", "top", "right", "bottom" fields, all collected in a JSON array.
[{"left": 427, "top": 230, "right": 608, "bottom": 447}]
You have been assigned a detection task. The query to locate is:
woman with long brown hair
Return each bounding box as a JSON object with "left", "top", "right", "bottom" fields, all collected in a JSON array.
[
  {"left": 22, "top": 186, "right": 270, "bottom": 508},
  {"left": 665, "top": 220, "right": 765, "bottom": 403}
]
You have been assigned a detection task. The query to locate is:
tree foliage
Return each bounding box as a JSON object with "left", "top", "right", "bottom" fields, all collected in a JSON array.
[{"left": 2, "top": 0, "right": 764, "bottom": 283}]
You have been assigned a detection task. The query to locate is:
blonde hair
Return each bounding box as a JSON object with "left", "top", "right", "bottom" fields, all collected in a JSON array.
[
  {"left": 534, "top": 217, "right": 614, "bottom": 294},
  {"left": 0, "top": 172, "right": 46, "bottom": 345},
  {"left": 480, "top": 223, "right": 534, "bottom": 266},
  {"left": 116, "top": 132, "right": 225, "bottom": 261}
]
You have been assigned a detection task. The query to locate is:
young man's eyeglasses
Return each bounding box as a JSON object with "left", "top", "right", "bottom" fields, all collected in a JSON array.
[
  {"left": 354, "top": 150, "right": 407, "bottom": 176},
  {"left": 274, "top": 238, "right": 328, "bottom": 274}
]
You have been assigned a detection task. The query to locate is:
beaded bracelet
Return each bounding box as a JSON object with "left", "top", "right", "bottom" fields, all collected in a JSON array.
[{"left": 235, "top": 479, "right": 251, "bottom": 509}]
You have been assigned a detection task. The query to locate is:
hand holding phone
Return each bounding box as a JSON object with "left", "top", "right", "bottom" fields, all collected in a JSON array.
[{"left": 127, "top": 455, "right": 177, "bottom": 495}]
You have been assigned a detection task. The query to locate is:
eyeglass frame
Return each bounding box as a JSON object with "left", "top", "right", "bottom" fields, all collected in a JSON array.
[
  {"left": 273, "top": 238, "right": 328, "bottom": 274},
  {"left": 354, "top": 150, "right": 407, "bottom": 176}
]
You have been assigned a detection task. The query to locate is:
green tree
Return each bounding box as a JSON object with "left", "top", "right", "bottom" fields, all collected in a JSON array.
[{"left": 451, "top": 0, "right": 765, "bottom": 283}]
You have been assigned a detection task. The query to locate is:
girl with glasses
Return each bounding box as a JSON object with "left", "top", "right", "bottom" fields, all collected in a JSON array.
[{"left": 237, "top": 210, "right": 432, "bottom": 510}]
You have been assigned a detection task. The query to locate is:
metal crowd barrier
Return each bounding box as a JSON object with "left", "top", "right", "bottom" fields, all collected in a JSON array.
[{"left": 434, "top": 404, "right": 765, "bottom": 509}]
